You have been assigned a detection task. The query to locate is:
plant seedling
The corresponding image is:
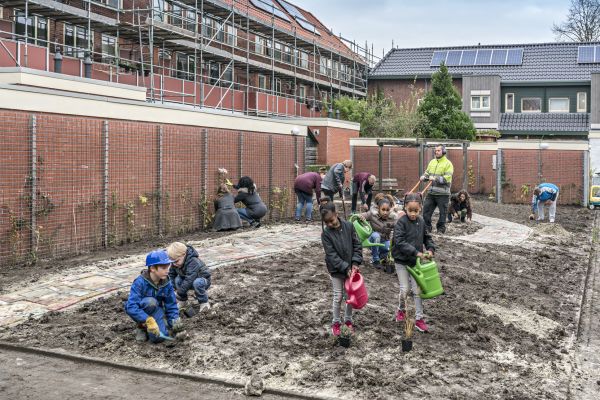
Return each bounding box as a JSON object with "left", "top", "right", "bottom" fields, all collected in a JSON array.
[{"left": 338, "top": 324, "right": 352, "bottom": 348}]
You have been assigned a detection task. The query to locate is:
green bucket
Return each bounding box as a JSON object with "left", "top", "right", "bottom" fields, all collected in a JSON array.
[
  {"left": 407, "top": 257, "right": 444, "bottom": 299},
  {"left": 348, "top": 215, "right": 384, "bottom": 248}
]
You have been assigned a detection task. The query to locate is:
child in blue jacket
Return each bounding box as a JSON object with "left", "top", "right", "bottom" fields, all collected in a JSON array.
[
  {"left": 125, "top": 249, "right": 182, "bottom": 343},
  {"left": 166, "top": 241, "right": 212, "bottom": 313},
  {"left": 529, "top": 183, "right": 559, "bottom": 223}
]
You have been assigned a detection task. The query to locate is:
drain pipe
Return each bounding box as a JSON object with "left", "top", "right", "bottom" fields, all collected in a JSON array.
[
  {"left": 84, "top": 52, "right": 92, "bottom": 79},
  {"left": 54, "top": 47, "right": 63, "bottom": 74}
]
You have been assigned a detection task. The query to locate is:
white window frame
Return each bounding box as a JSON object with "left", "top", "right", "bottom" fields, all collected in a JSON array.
[
  {"left": 101, "top": 34, "right": 118, "bottom": 63},
  {"left": 577, "top": 92, "right": 587, "bottom": 113},
  {"left": 417, "top": 98, "right": 423, "bottom": 107},
  {"left": 14, "top": 9, "right": 49, "bottom": 47},
  {"left": 94, "top": 0, "right": 121, "bottom": 9},
  {"left": 470, "top": 95, "right": 490, "bottom": 111},
  {"left": 548, "top": 97, "right": 570, "bottom": 113},
  {"left": 274, "top": 78, "right": 282, "bottom": 94},
  {"left": 505, "top": 93, "right": 514, "bottom": 113},
  {"left": 258, "top": 74, "right": 266, "bottom": 90},
  {"left": 64, "top": 24, "right": 93, "bottom": 58},
  {"left": 298, "top": 85, "right": 306, "bottom": 102},
  {"left": 521, "top": 97, "right": 542, "bottom": 113},
  {"left": 225, "top": 25, "right": 237, "bottom": 46}
]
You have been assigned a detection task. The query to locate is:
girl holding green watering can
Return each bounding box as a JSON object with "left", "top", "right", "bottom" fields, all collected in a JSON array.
[{"left": 392, "top": 193, "right": 435, "bottom": 333}]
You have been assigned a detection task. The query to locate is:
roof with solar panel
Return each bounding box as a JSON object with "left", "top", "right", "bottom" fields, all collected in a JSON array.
[{"left": 369, "top": 42, "right": 600, "bottom": 81}]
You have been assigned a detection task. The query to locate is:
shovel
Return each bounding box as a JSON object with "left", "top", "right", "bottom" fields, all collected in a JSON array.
[{"left": 158, "top": 332, "right": 175, "bottom": 341}]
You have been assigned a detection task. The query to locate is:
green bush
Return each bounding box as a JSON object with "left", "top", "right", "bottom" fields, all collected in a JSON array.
[{"left": 306, "top": 165, "right": 329, "bottom": 173}]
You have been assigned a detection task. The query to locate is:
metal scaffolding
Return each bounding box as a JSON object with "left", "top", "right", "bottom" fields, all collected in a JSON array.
[{"left": 0, "top": 0, "right": 378, "bottom": 117}]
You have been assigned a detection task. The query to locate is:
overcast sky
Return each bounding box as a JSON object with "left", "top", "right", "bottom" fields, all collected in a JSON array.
[{"left": 292, "top": 0, "right": 570, "bottom": 60}]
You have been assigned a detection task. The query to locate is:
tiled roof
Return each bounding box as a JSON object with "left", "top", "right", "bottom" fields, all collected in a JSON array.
[
  {"left": 499, "top": 113, "right": 590, "bottom": 132},
  {"left": 219, "top": 0, "right": 360, "bottom": 61},
  {"left": 369, "top": 42, "right": 600, "bottom": 81}
]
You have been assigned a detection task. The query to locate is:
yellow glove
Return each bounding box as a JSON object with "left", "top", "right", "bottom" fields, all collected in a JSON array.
[{"left": 145, "top": 316, "right": 160, "bottom": 336}]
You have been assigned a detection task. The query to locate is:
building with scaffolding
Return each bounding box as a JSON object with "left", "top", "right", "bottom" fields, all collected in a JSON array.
[{"left": 0, "top": 0, "right": 375, "bottom": 117}]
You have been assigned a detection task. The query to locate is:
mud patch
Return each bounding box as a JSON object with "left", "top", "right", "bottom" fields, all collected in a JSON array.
[{"left": 0, "top": 203, "right": 594, "bottom": 399}]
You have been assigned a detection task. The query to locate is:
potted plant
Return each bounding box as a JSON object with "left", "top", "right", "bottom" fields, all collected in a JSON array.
[
  {"left": 338, "top": 324, "right": 352, "bottom": 348},
  {"left": 402, "top": 292, "right": 415, "bottom": 352},
  {"left": 475, "top": 129, "right": 500, "bottom": 142}
]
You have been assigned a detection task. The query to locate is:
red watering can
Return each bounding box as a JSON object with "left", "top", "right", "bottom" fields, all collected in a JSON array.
[{"left": 345, "top": 270, "right": 368, "bottom": 309}]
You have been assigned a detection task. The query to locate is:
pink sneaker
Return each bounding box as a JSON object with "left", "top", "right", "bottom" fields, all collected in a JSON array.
[
  {"left": 415, "top": 319, "right": 429, "bottom": 333},
  {"left": 331, "top": 322, "right": 341, "bottom": 336},
  {"left": 344, "top": 321, "right": 355, "bottom": 333},
  {"left": 395, "top": 310, "right": 405, "bottom": 322}
]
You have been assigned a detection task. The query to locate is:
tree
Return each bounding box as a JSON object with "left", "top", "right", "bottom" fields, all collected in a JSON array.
[
  {"left": 331, "top": 86, "right": 425, "bottom": 138},
  {"left": 417, "top": 64, "right": 476, "bottom": 140},
  {"left": 553, "top": 0, "right": 600, "bottom": 42}
]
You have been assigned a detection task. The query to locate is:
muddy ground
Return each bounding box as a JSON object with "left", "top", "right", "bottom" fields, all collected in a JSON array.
[{"left": 0, "top": 199, "right": 596, "bottom": 399}]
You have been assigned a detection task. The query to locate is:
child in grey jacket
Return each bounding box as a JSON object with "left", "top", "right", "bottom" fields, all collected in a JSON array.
[
  {"left": 392, "top": 193, "right": 435, "bottom": 333},
  {"left": 320, "top": 203, "right": 363, "bottom": 336}
]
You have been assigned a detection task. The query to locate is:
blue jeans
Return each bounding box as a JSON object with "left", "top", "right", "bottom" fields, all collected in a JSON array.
[
  {"left": 140, "top": 297, "right": 169, "bottom": 343},
  {"left": 369, "top": 232, "right": 390, "bottom": 263},
  {"left": 295, "top": 190, "right": 314, "bottom": 220},
  {"left": 175, "top": 276, "right": 211, "bottom": 304},
  {"left": 237, "top": 208, "right": 256, "bottom": 224}
]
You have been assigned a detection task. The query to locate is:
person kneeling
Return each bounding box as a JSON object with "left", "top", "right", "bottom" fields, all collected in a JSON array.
[
  {"left": 447, "top": 189, "right": 472, "bottom": 223},
  {"left": 125, "top": 249, "right": 182, "bottom": 343},
  {"left": 167, "top": 242, "right": 212, "bottom": 314}
]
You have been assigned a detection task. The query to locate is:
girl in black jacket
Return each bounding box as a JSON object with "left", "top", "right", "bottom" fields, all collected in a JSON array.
[
  {"left": 392, "top": 193, "right": 435, "bottom": 333},
  {"left": 320, "top": 203, "right": 363, "bottom": 337}
]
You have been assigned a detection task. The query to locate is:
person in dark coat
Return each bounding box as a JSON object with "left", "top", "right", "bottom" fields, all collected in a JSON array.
[
  {"left": 234, "top": 176, "right": 268, "bottom": 228},
  {"left": 294, "top": 167, "right": 326, "bottom": 222},
  {"left": 320, "top": 203, "right": 363, "bottom": 337},
  {"left": 167, "top": 242, "right": 212, "bottom": 313},
  {"left": 448, "top": 189, "right": 472, "bottom": 223},
  {"left": 392, "top": 193, "right": 435, "bottom": 333},
  {"left": 351, "top": 172, "right": 376, "bottom": 213},
  {"left": 321, "top": 160, "right": 352, "bottom": 201},
  {"left": 213, "top": 184, "right": 242, "bottom": 231}
]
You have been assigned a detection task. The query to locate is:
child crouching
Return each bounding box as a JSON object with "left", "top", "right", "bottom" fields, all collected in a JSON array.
[
  {"left": 392, "top": 193, "right": 435, "bottom": 333},
  {"left": 125, "top": 249, "right": 182, "bottom": 343},
  {"left": 320, "top": 203, "right": 363, "bottom": 336},
  {"left": 359, "top": 194, "right": 400, "bottom": 269}
]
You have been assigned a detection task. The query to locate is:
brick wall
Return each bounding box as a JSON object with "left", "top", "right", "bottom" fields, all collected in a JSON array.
[
  {"left": 314, "top": 126, "right": 359, "bottom": 166},
  {"left": 0, "top": 109, "right": 305, "bottom": 265},
  {"left": 351, "top": 145, "right": 585, "bottom": 205}
]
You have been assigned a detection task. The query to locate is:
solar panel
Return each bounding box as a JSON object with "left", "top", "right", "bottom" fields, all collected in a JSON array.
[
  {"left": 430, "top": 51, "right": 447, "bottom": 66},
  {"left": 460, "top": 50, "right": 477, "bottom": 66},
  {"left": 506, "top": 48, "right": 523, "bottom": 65},
  {"left": 249, "top": 0, "right": 290, "bottom": 22},
  {"left": 491, "top": 49, "right": 507, "bottom": 65},
  {"left": 578, "top": 46, "right": 595, "bottom": 63},
  {"left": 277, "top": 0, "right": 320, "bottom": 35},
  {"left": 475, "top": 49, "right": 492, "bottom": 65},
  {"left": 446, "top": 50, "right": 462, "bottom": 66},
  {"left": 595, "top": 46, "right": 600, "bottom": 63}
]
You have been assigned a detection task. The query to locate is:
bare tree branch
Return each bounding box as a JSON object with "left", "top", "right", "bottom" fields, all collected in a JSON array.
[{"left": 553, "top": 0, "right": 600, "bottom": 42}]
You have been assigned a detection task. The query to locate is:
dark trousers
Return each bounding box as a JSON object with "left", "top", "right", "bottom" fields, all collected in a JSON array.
[
  {"left": 423, "top": 194, "right": 449, "bottom": 232},
  {"left": 448, "top": 207, "right": 467, "bottom": 222},
  {"left": 351, "top": 181, "right": 372, "bottom": 213},
  {"left": 322, "top": 188, "right": 336, "bottom": 202}
]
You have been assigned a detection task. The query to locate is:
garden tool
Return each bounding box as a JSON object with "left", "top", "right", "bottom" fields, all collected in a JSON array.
[
  {"left": 345, "top": 269, "right": 368, "bottom": 309},
  {"left": 406, "top": 257, "right": 444, "bottom": 299},
  {"left": 158, "top": 332, "right": 175, "bottom": 341},
  {"left": 348, "top": 215, "right": 385, "bottom": 248},
  {"left": 341, "top": 191, "right": 348, "bottom": 219}
]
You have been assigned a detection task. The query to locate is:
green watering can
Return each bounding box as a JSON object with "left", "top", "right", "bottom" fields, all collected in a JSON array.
[
  {"left": 406, "top": 257, "right": 444, "bottom": 299},
  {"left": 348, "top": 215, "right": 385, "bottom": 248}
]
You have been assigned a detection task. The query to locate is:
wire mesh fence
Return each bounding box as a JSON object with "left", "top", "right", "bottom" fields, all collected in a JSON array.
[{"left": 0, "top": 110, "right": 304, "bottom": 266}]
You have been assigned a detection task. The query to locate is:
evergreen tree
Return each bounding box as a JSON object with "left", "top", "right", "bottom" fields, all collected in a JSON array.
[{"left": 418, "top": 64, "right": 476, "bottom": 140}]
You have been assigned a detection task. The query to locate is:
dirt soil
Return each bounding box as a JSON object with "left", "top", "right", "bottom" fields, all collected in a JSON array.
[{"left": 0, "top": 201, "right": 595, "bottom": 399}]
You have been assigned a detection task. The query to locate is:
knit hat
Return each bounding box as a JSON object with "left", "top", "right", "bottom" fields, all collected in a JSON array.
[{"left": 166, "top": 242, "right": 187, "bottom": 260}]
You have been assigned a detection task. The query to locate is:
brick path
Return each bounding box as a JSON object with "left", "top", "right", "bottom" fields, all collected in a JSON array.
[
  {"left": 450, "top": 213, "right": 533, "bottom": 246},
  {"left": 0, "top": 224, "right": 322, "bottom": 327}
]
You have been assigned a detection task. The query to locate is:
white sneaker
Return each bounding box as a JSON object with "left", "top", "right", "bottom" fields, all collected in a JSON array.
[
  {"left": 549, "top": 218, "right": 555, "bottom": 223},
  {"left": 199, "top": 302, "right": 211, "bottom": 313}
]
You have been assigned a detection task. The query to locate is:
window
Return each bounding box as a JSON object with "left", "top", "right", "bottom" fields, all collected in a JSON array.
[
  {"left": 209, "top": 63, "right": 219, "bottom": 85},
  {"left": 14, "top": 10, "right": 48, "bottom": 47},
  {"left": 258, "top": 75, "right": 266, "bottom": 90},
  {"left": 94, "top": 0, "right": 120, "bottom": 8},
  {"left": 274, "top": 42, "right": 282, "bottom": 61},
  {"left": 298, "top": 85, "right": 306, "bottom": 101},
  {"left": 471, "top": 95, "right": 490, "bottom": 111},
  {"left": 223, "top": 66, "right": 233, "bottom": 86},
  {"left": 297, "top": 50, "right": 308, "bottom": 69},
  {"left": 64, "top": 24, "right": 92, "bottom": 58},
  {"left": 283, "top": 46, "right": 292, "bottom": 63},
  {"left": 549, "top": 98, "right": 569, "bottom": 113},
  {"left": 153, "top": 0, "right": 166, "bottom": 22},
  {"left": 320, "top": 57, "right": 328, "bottom": 75},
  {"left": 202, "top": 16, "right": 213, "bottom": 38},
  {"left": 505, "top": 93, "right": 514, "bottom": 113},
  {"left": 176, "top": 53, "right": 195, "bottom": 81},
  {"left": 274, "top": 78, "right": 281, "bottom": 94},
  {"left": 225, "top": 25, "right": 237, "bottom": 46},
  {"left": 577, "top": 92, "right": 587, "bottom": 112},
  {"left": 101, "top": 34, "right": 117, "bottom": 63},
  {"left": 521, "top": 97, "right": 541, "bottom": 113}
]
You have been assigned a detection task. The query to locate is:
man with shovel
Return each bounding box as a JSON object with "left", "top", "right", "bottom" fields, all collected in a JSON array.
[
  {"left": 321, "top": 160, "right": 352, "bottom": 218},
  {"left": 421, "top": 145, "right": 454, "bottom": 234},
  {"left": 529, "top": 183, "right": 559, "bottom": 223}
]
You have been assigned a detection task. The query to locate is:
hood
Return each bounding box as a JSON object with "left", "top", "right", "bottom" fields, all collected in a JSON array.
[{"left": 141, "top": 270, "right": 170, "bottom": 289}]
